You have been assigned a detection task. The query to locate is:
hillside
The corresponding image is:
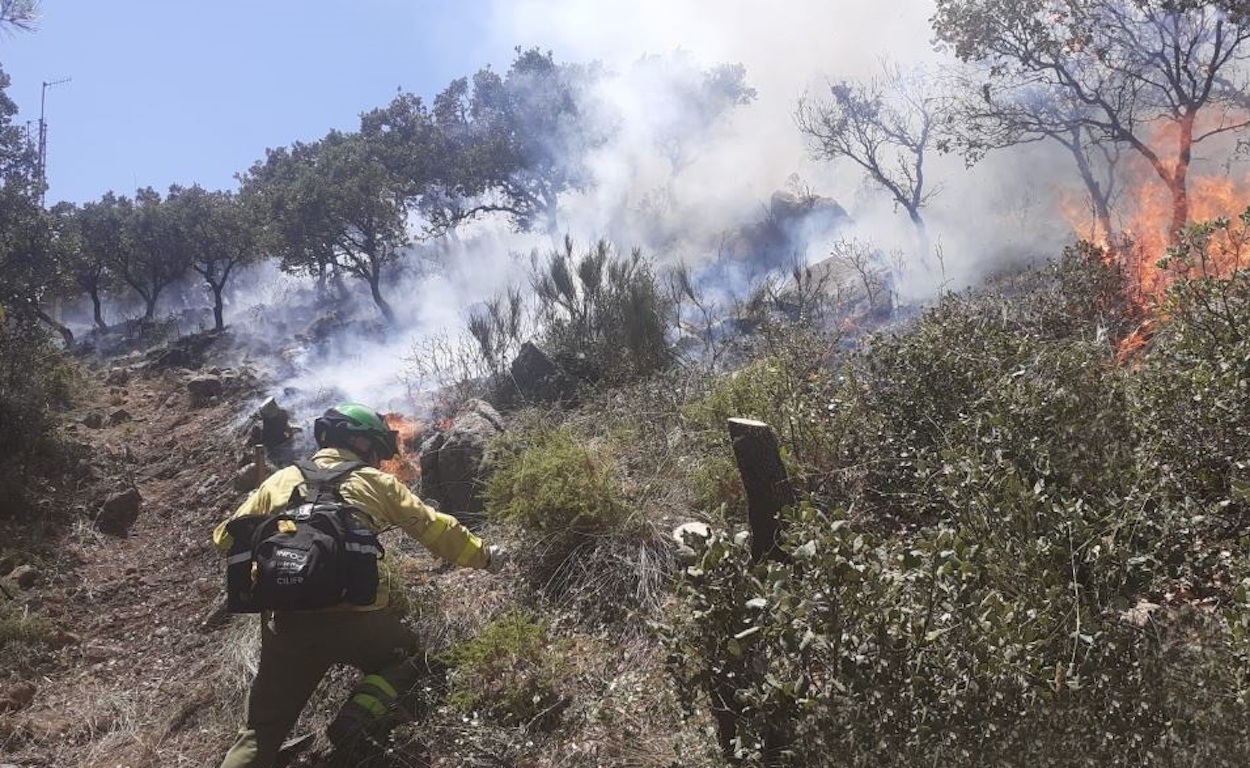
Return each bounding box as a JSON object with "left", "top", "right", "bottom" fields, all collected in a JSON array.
[
  {"left": 0, "top": 336, "right": 711, "bottom": 768},
  {"left": 7, "top": 229, "right": 1250, "bottom": 767}
]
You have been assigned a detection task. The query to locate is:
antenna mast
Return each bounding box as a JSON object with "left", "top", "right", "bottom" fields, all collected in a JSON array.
[{"left": 37, "top": 76, "right": 70, "bottom": 207}]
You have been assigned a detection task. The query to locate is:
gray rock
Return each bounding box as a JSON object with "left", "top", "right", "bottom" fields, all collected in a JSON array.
[
  {"left": 419, "top": 399, "right": 505, "bottom": 523},
  {"left": 187, "top": 375, "right": 223, "bottom": 406},
  {"left": 509, "top": 341, "right": 577, "bottom": 404},
  {"left": 104, "top": 367, "right": 130, "bottom": 385}
]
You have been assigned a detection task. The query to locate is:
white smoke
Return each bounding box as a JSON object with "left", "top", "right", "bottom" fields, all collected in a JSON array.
[
  {"left": 476, "top": 0, "right": 1069, "bottom": 279},
  {"left": 230, "top": 0, "right": 1076, "bottom": 414}
]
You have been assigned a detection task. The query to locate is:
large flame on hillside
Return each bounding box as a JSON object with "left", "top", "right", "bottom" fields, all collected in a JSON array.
[
  {"left": 1062, "top": 120, "right": 1250, "bottom": 360},
  {"left": 380, "top": 412, "right": 422, "bottom": 484},
  {"left": 1064, "top": 121, "right": 1250, "bottom": 293}
]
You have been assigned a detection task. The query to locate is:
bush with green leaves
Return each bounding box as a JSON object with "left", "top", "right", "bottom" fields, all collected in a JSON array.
[
  {"left": 662, "top": 241, "right": 1250, "bottom": 765},
  {"left": 664, "top": 501, "right": 1248, "bottom": 767},
  {"left": 0, "top": 316, "right": 79, "bottom": 516},
  {"left": 1132, "top": 211, "right": 1250, "bottom": 514},
  {"left": 814, "top": 252, "right": 1138, "bottom": 527},
  {"left": 486, "top": 425, "right": 630, "bottom": 536},
  {"left": 441, "top": 610, "right": 566, "bottom": 730}
]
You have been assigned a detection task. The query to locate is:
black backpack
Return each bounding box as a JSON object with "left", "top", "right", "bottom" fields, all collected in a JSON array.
[{"left": 225, "top": 459, "right": 385, "bottom": 613}]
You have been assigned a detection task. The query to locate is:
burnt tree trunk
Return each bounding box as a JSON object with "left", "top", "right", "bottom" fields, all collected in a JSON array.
[{"left": 728, "top": 417, "right": 794, "bottom": 564}]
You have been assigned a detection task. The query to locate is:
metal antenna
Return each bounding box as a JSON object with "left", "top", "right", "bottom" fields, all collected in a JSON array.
[{"left": 37, "top": 76, "right": 70, "bottom": 207}]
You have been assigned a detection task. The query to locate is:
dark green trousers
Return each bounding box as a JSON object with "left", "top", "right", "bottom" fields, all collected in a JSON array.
[{"left": 218, "top": 609, "right": 418, "bottom": 768}]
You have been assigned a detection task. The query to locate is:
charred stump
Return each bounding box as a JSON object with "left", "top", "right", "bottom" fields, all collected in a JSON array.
[
  {"left": 727, "top": 417, "right": 793, "bottom": 564},
  {"left": 709, "top": 417, "right": 794, "bottom": 765}
]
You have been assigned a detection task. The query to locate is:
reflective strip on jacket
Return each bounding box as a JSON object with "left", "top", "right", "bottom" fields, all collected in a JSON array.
[{"left": 212, "top": 447, "right": 489, "bottom": 611}]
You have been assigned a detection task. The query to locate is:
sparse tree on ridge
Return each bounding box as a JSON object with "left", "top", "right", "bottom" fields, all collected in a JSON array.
[
  {"left": 796, "top": 61, "right": 948, "bottom": 263},
  {"left": 932, "top": 0, "right": 1250, "bottom": 241},
  {"left": 242, "top": 131, "right": 410, "bottom": 323},
  {"left": 50, "top": 201, "right": 106, "bottom": 332},
  {"left": 110, "top": 187, "right": 191, "bottom": 320},
  {"left": 427, "top": 48, "right": 606, "bottom": 237},
  {"left": 71, "top": 194, "right": 134, "bottom": 331},
  {"left": 166, "top": 184, "right": 264, "bottom": 332},
  {"left": 239, "top": 140, "right": 344, "bottom": 299}
]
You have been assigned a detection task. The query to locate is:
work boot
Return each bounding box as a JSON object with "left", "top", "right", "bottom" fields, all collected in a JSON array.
[{"left": 326, "top": 683, "right": 410, "bottom": 749}]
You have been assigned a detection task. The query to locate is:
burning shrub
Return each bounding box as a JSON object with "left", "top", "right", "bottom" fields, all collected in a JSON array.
[{"left": 1133, "top": 211, "right": 1250, "bottom": 515}]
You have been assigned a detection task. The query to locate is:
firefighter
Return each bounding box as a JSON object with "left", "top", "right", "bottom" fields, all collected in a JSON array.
[{"left": 213, "top": 402, "right": 505, "bottom": 768}]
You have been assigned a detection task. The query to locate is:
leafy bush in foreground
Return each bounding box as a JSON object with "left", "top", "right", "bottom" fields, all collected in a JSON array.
[
  {"left": 442, "top": 610, "right": 566, "bottom": 729},
  {"left": 486, "top": 425, "right": 630, "bottom": 536},
  {"left": 663, "top": 235, "right": 1250, "bottom": 766}
]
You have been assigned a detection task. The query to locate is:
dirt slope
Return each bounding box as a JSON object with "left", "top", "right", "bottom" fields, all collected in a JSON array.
[
  {"left": 0, "top": 361, "right": 263, "bottom": 765},
  {"left": 1, "top": 339, "right": 709, "bottom": 768}
]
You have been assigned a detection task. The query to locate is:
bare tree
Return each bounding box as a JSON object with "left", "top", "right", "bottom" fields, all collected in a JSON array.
[
  {"left": 933, "top": 0, "right": 1250, "bottom": 242},
  {"left": 0, "top": 0, "right": 38, "bottom": 34},
  {"left": 945, "top": 68, "right": 1125, "bottom": 241},
  {"left": 796, "top": 61, "right": 948, "bottom": 263}
]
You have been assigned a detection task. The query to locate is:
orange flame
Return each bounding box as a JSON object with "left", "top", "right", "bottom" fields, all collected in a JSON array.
[
  {"left": 380, "top": 412, "right": 422, "bottom": 484},
  {"left": 1061, "top": 118, "right": 1250, "bottom": 361}
]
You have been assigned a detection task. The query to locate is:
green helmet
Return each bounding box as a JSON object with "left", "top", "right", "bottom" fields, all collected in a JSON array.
[{"left": 314, "top": 402, "right": 399, "bottom": 463}]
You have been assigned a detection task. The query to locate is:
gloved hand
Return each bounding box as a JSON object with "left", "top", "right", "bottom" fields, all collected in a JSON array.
[{"left": 486, "top": 544, "right": 509, "bottom": 573}]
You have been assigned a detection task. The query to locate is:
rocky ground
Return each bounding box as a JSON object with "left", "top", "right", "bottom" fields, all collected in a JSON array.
[{"left": 0, "top": 351, "right": 512, "bottom": 767}]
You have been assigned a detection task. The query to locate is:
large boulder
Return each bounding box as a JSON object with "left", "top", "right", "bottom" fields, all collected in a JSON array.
[
  {"left": 418, "top": 400, "right": 505, "bottom": 524},
  {"left": 95, "top": 487, "right": 142, "bottom": 535},
  {"left": 508, "top": 342, "right": 578, "bottom": 404}
]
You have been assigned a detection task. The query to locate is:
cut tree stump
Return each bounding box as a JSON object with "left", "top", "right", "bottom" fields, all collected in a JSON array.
[
  {"left": 715, "top": 417, "right": 794, "bottom": 766},
  {"left": 727, "top": 417, "right": 794, "bottom": 564}
]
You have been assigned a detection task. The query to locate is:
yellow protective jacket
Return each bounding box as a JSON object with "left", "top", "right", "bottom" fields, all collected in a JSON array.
[{"left": 212, "top": 447, "right": 489, "bottom": 611}]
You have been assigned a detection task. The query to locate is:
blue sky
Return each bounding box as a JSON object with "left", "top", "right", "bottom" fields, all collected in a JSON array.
[
  {"left": 1, "top": 1, "right": 516, "bottom": 205},
  {"left": 0, "top": 1, "right": 941, "bottom": 214}
]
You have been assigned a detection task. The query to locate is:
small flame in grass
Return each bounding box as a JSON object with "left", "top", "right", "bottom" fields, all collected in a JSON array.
[{"left": 381, "top": 412, "right": 422, "bottom": 484}]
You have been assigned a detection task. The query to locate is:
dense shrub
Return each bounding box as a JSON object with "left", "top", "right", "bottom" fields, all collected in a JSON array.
[
  {"left": 486, "top": 426, "right": 630, "bottom": 536},
  {"left": 0, "top": 316, "right": 78, "bottom": 516},
  {"left": 532, "top": 237, "right": 674, "bottom": 384},
  {"left": 665, "top": 504, "right": 1248, "bottom": 767},
  {"left": 662, "top": 239, "right": 1250, "bottom": 766},
  {"left": 441, "top": 610, "right": 566, "bottom": 729},
  {"left": 1132, "top": 212, "right": 1250, "bottom": 515},
  {"left": 817, "top": 252, "right": 1137, "bottom": 527},
  {"left": 484, "top": 423, "right": 672, "bottom": 622}
]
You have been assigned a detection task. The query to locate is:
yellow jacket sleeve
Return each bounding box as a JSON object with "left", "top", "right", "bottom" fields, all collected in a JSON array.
[{"left": 340, "top": 467, "right": 491, "bottom": 569}]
